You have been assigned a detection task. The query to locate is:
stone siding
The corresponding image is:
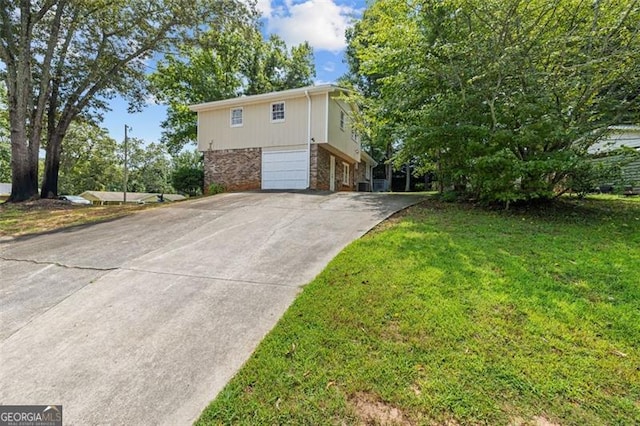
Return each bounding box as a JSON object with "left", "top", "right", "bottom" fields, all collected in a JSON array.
[{"left": 204, "top": 148, "right": 261, "bottom": 191}]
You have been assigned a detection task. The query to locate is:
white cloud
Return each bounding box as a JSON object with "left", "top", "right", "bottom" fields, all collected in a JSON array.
[
  {"left": 263, "top": 0, "right": 357, "bottom": 53},
  {"left": 255, "top": 0, "right": 273, "bottom": 16},
  {"left": 323, "top": 61, "right": 336, "bottom": 72}
]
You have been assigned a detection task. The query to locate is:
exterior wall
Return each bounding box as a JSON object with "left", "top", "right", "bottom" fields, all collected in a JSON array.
[
  {"left": 204, "top": 148, "right": 261, "bottom": 191},
  {"left": 310, "top": 144, "right": 355, "bottom": 191},
  {"left": 197, "top": 93, "right": 326, "bottom": 152},
  {"left": 326, "top": 92, "right": 360, "bottom": 162},
  {"left": 310, "top": 144, "right": 331, "bottom": 190}
]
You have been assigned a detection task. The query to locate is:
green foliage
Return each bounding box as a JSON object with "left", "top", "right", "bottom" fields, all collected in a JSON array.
[
  {"left": 345, "top": 0, "right": 640, "bottom": 203},
  {"left": 150, "top": 21, "right": 315, "bottom": 154},
  {"left": 207, "top": 182, "right": 225, "bottom": 195},
  {"left": 1, "top": 0, "right": 255, "bottom": 200},
  {"left": 172, "top": 166, "right": 204, "bottom": 196},
  {"left": 197, "top": 197, "right": 640, "bottom": 425},
  {"left": 57, "top": 121, "right": 122, "bottom": 194},
  {"left": 124, "top": 140, "right": 173, "bottom": 194}
]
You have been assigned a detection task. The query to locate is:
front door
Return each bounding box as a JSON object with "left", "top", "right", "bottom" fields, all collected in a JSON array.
[{"left": 329, "top": 155, "right": 335, "bottom": 191}]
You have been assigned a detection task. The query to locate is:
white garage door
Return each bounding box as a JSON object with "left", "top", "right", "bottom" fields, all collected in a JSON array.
[{"left": 262, "top": 149, "right": 308, "bottom": 190}]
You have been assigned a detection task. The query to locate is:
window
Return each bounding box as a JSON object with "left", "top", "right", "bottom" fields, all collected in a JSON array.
[
  {"left": 230, "top": 108, "right": 243, "bottom": 127},
  {"left": 351, "top": 128, "right": 358, "bottom": 142},
  {"left": 271, "top": 102, "right": 285, "bottom": 122},
  {"left": 340, "top": 111, "right": 345, "bottom": 131},
  {"left": 342, "top": 162, "right": 350, "bottom": 185}
]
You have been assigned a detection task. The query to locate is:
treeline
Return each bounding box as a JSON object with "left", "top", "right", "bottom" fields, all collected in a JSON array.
[{"left": 343, "top": 0, "right": 640, "bottom": 203}]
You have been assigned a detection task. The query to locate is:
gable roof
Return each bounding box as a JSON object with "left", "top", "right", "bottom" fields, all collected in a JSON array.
[{"left": 188, "top": 84, "right": 350, "bottom": 112}]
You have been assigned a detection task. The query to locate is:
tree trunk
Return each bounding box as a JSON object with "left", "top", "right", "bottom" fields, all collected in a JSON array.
[
  {"left": 41, "top": 133, "right": 64, "bottom": 198},
  {"left": 404, "top": 162, "right": 410, "bottom": 192},
  {"left": 8, "top": 133, "right": 38, "bottom": 202}
]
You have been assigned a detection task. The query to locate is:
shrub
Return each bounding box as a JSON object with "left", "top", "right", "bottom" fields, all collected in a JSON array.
[{"left": 207, "top": 182, "right": 225, "bottom": 195}]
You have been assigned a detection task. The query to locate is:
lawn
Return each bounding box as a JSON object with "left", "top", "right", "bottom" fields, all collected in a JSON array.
[
  {"left": 0, "top": 200, "right": 159, "bottom": 237},
  {"left": 197, "top": 195, "right": 640, "bottom": 425}
]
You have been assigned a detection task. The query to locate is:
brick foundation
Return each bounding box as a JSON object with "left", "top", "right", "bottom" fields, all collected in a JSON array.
[{"left": 204, "top": 148, "right": 261, "bottom": 191}]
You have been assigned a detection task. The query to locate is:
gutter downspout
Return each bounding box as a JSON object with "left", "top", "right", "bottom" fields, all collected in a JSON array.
[{"left": 305, "top": 90, "right": 311, "bottom": 189}]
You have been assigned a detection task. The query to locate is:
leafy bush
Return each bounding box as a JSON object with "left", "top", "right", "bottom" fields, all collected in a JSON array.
[
  {"left": 172, "top": 166, "right": 203, "bottom": 196},
  {"left": 207, "top": 182, "right": 225, "bottom": 195}
]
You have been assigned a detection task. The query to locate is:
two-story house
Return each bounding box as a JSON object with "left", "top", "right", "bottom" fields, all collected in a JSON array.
[{"left": 189, "top": 84, "right": 377, "bottom": 192}]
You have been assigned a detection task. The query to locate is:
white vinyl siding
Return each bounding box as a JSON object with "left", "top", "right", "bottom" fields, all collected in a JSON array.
[
  {"left": 262, "top": 149, "right": 307, "bottom": 189},
  {"left": 271, "top": 102, "right": 285, "bottom": 122},
  {"left": 230, "top": 108, "right": 243, "bottom": 127}
]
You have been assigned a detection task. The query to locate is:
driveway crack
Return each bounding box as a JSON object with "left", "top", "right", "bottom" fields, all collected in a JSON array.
[{"left": 0, "top": 256, "right": 118, "bottom": 271}]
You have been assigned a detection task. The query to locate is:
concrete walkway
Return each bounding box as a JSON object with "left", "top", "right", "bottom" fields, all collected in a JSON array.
[{"left": 0, "top": 191, "right": 422, "bottom": 425}]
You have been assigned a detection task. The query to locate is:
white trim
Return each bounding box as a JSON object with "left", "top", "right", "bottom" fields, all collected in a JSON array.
[
  {"left": 325, "top": 92, "right": 329, "bottom": 142},
  {"left": 189, "top": 84, "right": 352, "bottom": 112},
  {"left": 270, "top": 101, "right": 285, "bottom": 123},
  {"left": 342, "top": 162, "right": 350, "bottom": 185},
  {"left": 230, "top": 107, "right": 243, "bottom": 127},
  {"left": 305, "top": 90, "right": 311, "bottom": 189}
]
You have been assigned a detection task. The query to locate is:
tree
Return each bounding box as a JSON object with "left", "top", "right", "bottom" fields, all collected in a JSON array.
[
  {"left": 151, "top": 21, "right": 315, "bottom": 154},
  {"left": 124, "top": 140, "right": 173, "bottom": 194},
  {"left": 346, "top": 0, "right": 640, "bottom": 202},
  {"left": 0, "top": 0, "right": 253, "bottom": 201},
  {"left": 57, "top": 120, "right": 121, "bottom": 194}
]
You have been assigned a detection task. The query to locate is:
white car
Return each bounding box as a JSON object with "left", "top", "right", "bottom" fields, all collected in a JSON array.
[{"left": 59, "top": 195, "right": 91, "bottom": 205}]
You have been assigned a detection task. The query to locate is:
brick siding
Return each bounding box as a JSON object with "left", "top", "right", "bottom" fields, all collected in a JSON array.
[{"left": 204, "top": 148, "right": 261, "bottom": 191}]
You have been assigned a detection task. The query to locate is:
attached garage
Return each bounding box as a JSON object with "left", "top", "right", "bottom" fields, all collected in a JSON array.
[{"left": 261, "top": 149, "right": 308, "bottom": 190}]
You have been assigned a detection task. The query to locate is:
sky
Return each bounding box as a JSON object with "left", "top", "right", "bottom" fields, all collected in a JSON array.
[{"left": 103, "top": 0, "right": 365, "bottom": 145}]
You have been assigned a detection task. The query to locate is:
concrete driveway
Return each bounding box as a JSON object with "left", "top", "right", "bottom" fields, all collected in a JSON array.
[{"left": 0, "top": 191, "right": 422, "bottom": 425}]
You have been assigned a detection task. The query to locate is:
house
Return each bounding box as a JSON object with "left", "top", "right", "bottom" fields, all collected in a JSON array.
[
  {"left": 189, "top": 84, "right": 377, "bottom": 192},
  {"left": 79, "top": 191, "right": 186, "bottom": 205},
  {"left": 588, "top": 125, "right": 640, "bottom": 189}
]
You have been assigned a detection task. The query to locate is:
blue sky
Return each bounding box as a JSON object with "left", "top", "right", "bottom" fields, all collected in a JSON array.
[{"left": 103, "top": 0, "right": 365, "bottom": 145}]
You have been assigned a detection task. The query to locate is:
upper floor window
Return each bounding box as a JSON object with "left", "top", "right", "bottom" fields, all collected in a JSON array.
[
  {"left": 230, "top": 108, "right": 243, "bottom": 127},
  {"left": 351, "top": 128, "right": 358, "bottom": 142},
  {"left": 340, "top": 111, "right": 345, "bottom": 131},
  {"left": 271, "top": 102, "right": 285, "bottom": 122}
]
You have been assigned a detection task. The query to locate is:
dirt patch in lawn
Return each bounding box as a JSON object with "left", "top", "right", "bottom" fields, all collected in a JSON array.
[{"left": 350, "top": 392, "right": 413, "bottom": 425}]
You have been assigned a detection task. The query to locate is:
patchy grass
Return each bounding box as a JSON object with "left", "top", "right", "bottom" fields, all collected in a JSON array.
[
  {"left": 0, "top": 200, "right": 160, "bottom": 237},
  {"left": 197, "top": 195, "right": 640, "bottom": 425}
]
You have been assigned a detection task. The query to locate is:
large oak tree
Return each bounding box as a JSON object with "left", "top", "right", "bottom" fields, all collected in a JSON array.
[{"left": 0, "top": 0, "right": 252, "bottom": 201}]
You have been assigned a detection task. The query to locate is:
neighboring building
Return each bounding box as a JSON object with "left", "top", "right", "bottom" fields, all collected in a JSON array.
[
  {"left": 79, "top": 191, "right": 186, "bottom": 205},
  {"left": 189, "top": 84, "right": 377, "bottom": 192},
  {"left": 588, "top": 125, "right": 640, "bottom": 188},
  {"left": 0, "top": 183, "right": 10, "bottom": 201}
]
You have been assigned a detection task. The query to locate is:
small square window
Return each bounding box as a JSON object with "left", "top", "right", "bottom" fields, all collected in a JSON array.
[
  {"left": 230, "top": 108, "right": 243, "bottom": 127},
  {"left": 271, "top": 102, "right": 285, "bottom": 122},
  {"left": 340, "top": 111, "right": 345, "bottom": 131}
]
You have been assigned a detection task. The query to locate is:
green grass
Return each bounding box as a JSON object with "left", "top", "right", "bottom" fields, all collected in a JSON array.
[
  {"left": 0, "top": 201, "right": 159, "bottom": 237},
  {"left": 197, "top": 195, "right": 640, "bottom": 425}
]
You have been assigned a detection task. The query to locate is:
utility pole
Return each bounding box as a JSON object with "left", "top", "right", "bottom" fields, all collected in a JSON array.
[{"left": 123, "top": 125, "right": 130, "bottom": 203}]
